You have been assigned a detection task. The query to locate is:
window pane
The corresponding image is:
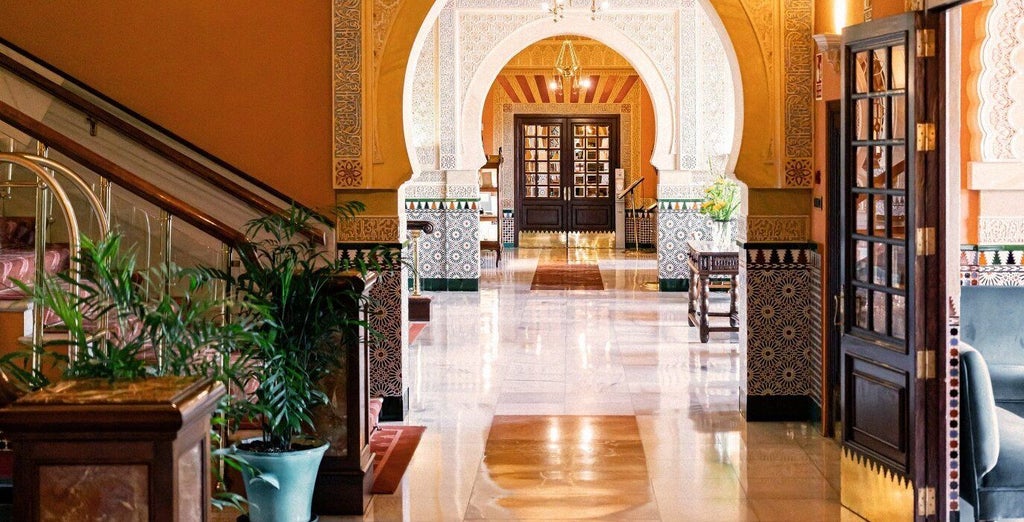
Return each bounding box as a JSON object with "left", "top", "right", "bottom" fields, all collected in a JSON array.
[
  {"left": 873, "top": 242, "right": 888, "bottom": 286},
  {"left": 891, "top": 146, "right": 906, "bottom": 189},
  {"left": 891, "top": 45, "right": 906, "bottom": 90},
  {"left": 855, "top": 240, "right": 869, "bottom": 282},
  {"left": 856, "top": 147, "right": 869, "bottom": 187},
  {"left": 891, "top": 95, "right": 906, "bottom": 140},
  {"left": 872, "top": 97, "right": 888, "bottom": 140},
  {"left": 873, "top": 291, "right": 888, "bottom": 335},
  {"left": 872, "top": 147, "right": 888, "bottom": 188},
  {"left": 855, "top": 98, "right": 870, "bottom": 140},
  {"left": 856, "top": 195, "right": 869, "bottom": 235},
  {"left": 892, "top": 294, "right": 906, "bottom": 339},
  {"left": 891, "top": 196, "right": 906, "bottom": 240},
  {"left": 891, "top": 245, "right": 906, "bottom": 289},
  {"left": 856, "top": 287, "right": 869, "bottom": 329},
  {"left": 872, "top": 48, "right": 889, "bottom": 92},
  {"left": 872, "top": 195, "right": 888, "bottom": 237},
  {"left": 855, "top": 52, "right": 870, "bottom": 94}
]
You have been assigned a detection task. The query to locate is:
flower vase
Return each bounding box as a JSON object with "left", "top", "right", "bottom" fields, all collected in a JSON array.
[{"left": 710, "top": 219, "right": 733, "bottom": 246}]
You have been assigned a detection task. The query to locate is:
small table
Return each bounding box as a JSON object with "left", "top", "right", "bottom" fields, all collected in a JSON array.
[{"left": 687, "top": 240, "right": 740, "bottom": 343}]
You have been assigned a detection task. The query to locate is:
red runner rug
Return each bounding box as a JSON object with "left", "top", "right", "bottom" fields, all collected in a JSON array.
[
  {"left": 530, "top": 263, "right": 604, "bottom": 291},
  {"left": 370, "top": 425, "right": 425, "bottom": 494}
]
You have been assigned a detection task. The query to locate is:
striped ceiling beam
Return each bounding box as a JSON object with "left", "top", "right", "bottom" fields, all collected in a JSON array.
[{"left": 496, "top": 74, "right": 640, "bottom": 105}]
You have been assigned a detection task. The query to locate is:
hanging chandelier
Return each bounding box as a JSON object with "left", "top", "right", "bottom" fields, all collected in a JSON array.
[
  {"left": 540, "top": 0, "right": 610, "bottom": 22},
  {"left": 548, "top": 39, "right": 592, "bottom": 94}
]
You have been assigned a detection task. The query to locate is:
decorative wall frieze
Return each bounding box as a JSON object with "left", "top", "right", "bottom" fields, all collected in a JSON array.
[
  {"left": 979, "top": 0, "right": 1024, "bottom": 161},
  {"left": 332, "top": 0, "right": 363, "bottom": 189},
  {"left": 979, "top": 216, "right": 1024, "bottom": 244},
  {"left": 745, "top": 215, "right": 809, "bottom": 243},
  {"left": 372, "top": 0, "right": 403, "bottom": 74},
  {"left": 960, "top": 245, "right": 1024, "bottom": 286},
  {"left": 782, "top": 0, "right": 814, "bottom": 188},
  {"left": 337, "top": 216, "right": 401, "bottom": 243},
  {"left": 745, "top": 244, "right": 817, "bottom": 268}
]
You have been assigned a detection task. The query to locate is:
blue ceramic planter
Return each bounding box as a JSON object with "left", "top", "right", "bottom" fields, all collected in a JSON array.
[{"left": 234, "top": 437, "right": 329, "bottom": 522}]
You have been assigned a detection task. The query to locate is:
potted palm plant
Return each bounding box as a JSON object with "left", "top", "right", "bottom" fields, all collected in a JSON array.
[
  {"left": 210, "top": 203, "right": 391, "bottom": 522},
  {"left": 0, "top": 232, "right": 258, "bottom": 519}
]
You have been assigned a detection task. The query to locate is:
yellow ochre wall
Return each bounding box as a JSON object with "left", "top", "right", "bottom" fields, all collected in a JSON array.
[{"left": 0, "top": 1, "right": 335, "bottom": 211}]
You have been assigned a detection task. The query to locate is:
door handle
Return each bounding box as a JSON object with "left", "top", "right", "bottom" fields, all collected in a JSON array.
[{"left": 833, "top": 289, "right": 845, "bottom": 326}]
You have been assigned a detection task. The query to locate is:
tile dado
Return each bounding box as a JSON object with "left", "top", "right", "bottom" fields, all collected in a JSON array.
[
  {"left": 960, "top": 244, "right": 1024, "bottom": 286},
  {"left": 743, "top": 243, "right": 819, "bottom": 421},
  {"left": 338, "top": 243, "right": 408, "bottom": 420},
  {"left": 656, "top": 202, "right": 725, "bottom": 289},
  {"left": 406, "top": 200, "right": 481, "bottom": 290}
]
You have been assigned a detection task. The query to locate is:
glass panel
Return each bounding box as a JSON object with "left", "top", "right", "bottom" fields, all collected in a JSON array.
[
  {"left": 856, "top": 147, "right": 869, "bottom": 187},
  {"left": 550, "top": 162, "right": 560, "bottom": 173},
  {"left": 891, "top": 196, "right": 906, "bottom": 239},
  {"left": 549, "top": 187, "right": 560, "bottom": 198},
  {"left": 873, "top": 291, "right": 888, "bottom": 335},
  {"left": 598, "top": 126, "right": 609, "bottom": 136},
  {"left": 526, "top": 163, "right": 535, "bottom": 173},
  {"left": 538, "top": 187, "right": 548, "bottom": 197},
  {"left": 538, "top": 126, "right": 548, "bottom": 137},
  {"left": 855, "top": 194, "right": 869, "bottom": 235},
  {"left": 891, "top": 95, "right": 906, "bottom": 140},
  {"left": 525, "top": 137, "right": 536, "bottom": 148},
  {"left": 891, "top": 245, "right": 906, "bottom": 289},
  {"left": 855, "top": 240, "right": 869, "bottom": 282},
  {"left": 891, "top": 146, "right": 906, "bottom": 189},
  {"left": 871, "top": 147, "right": 888, "bottom": 188},
  {"left": 872, "top": 195, "right": 888, "bottom": 237},
  {"left": 872, "top": 48, "right": 889, "bottom": 92},
  {"left": 856, "top": 287, "right": 869, "bottom": 329},
  {"left": 550, "top": 174, "right": 560, "bottom": 185},
  {"left": 598, "top": 187, "right": 609, "bottom": 197},
  {"left": 537, "top": 149, "right": 547, "bottom": 161},
  {"left": 892, "top": 294, "right": 906, "bottom": 339},
  {"left": 872, "top": 97, "right": 887, "bottom": 140},
  {"left": 527, "top": 187, "right": 537, "bottom": 197},
  {"left": 891, "top": 45, "right": 906, "bottom": 90},
  {"left": 574, "top": 161, "right": 584, "bottom": 173},
  {"left": 855, "top": 52, "right": 870, "bottom": 94},
  {"left": 855, "top": 99, "right": 870, "bottom": 140},
  {"left": 873, "top": 242, "right": 888, "bottom": 286},
  {"left": 526, "top": 125, "right": 536, "bottom": 136},
  {"left": 550, "top": 126, "right": 560, "bottom": 136},
  {"left": 538, "top": 162, "right": 548, "bottom": 173}
]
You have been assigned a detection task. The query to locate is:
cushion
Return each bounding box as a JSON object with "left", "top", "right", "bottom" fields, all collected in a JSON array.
[
  {"left": 0, "top": 217, "right": 35, "bottom": 249},
  {"left": 977, "top": 408, "right": 1024, "bottom": 519},
  {"left": 961, "top": 286, "right": 1024, "bottom": 365},
  {"left": 989, "top": 364, "right": 1024, "bottom": 417},
  {"left": 962, "top": 347, "right": 1000, "bottom": 477}
]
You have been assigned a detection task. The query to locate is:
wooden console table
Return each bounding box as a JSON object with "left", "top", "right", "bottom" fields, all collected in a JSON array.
[{"left": 687, "top": 240, "right": 740, "bottom": 343}]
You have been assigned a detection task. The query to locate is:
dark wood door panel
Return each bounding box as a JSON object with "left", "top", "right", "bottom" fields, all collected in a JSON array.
[
  {"left": 521, "top": 205, "right": 564, "bottom": 231},
  {"left": 846, "top": 354, "right": 909, "bottom": 469},
  {"left": 570, "top": 205, "right": 613, "bottom": 231}
]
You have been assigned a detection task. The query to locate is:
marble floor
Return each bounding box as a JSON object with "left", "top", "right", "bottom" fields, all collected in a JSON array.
[{"left": 221, "top": 247, "right": 859, "bottom": 521}]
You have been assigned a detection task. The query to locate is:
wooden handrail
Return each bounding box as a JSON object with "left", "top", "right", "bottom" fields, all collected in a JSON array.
[
  {"left": 0, "top": 100, "right": 247, "bottom": 248},
  {"left": 0, "top": 49, "right": 329, "bottom": 244}
]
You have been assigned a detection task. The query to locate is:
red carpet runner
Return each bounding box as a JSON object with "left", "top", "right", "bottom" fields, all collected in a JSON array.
[
  {"left": 530, "top": 263, "right": 605, "bottom": 291},
  {"left": 370, "top": 425, "right": 426, "bottom": 494}
]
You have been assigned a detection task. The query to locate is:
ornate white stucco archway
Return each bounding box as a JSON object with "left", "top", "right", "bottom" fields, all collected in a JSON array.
[
  {"left": 458, "top": 19, "right": 677, "bottom": 172},
  {"left": 401, "top": 1, "right": 744, "bottom": 181}
]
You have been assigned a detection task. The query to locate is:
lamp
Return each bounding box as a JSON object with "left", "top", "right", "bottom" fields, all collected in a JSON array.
[
  {"left": 548, "top": 39, "right": 592, "bottom": 94},
  {"left": 812, "top": 33, "right": 841, "bottom": 73},
  {"left": 540, "top": 0, "right": 610, "bottom": 22}
]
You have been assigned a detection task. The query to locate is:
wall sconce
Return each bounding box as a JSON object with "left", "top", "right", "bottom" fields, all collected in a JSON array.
[{"left": 813, "top": 33, "right": 841, "bottom": 74}]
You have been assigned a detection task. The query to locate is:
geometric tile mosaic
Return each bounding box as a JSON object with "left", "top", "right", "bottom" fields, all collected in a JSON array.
[
  {"left": 405, "top": 200, "right": 481, "bottom": 285},
  {"left": 959, "top": 245, "right": 1024, "bottom": 286},
  {"left": 657, "top": 208, "right": 715, "bottom": 280},
  {"left": 743, "top": 245, "right": 817, "bottom": 398}
]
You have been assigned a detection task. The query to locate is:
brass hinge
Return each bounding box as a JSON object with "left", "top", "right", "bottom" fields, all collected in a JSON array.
[
  {"left": 916, "top": 226, "right": 936, "bottom": 256},
  {"left": 917, "top": 486, "right": 936, "bottom": 516},
  {"left": 916, "top": 122, "right": 936, "bottom": 151},
  {"left": 918, "top": 350, "right": 936, "bottom": 380},
  {"left": 917, "top": 29, "right": 936, "bottom": 58}
]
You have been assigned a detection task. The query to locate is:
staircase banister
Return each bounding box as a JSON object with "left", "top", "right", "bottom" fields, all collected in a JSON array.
[
  {"left": 0, "top": 100, "right": 247, "bottom": 249},
  {"left": 0, "top": 45, "right": 329, "bottom": 244}
]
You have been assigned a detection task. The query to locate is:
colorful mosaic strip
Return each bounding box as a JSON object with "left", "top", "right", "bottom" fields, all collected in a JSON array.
[
  {"left": 948, "top": 317, "right": 961, "bottom": 514},
  {"left": 960, "top": 244, "right": 1024, "bottom": 286}
]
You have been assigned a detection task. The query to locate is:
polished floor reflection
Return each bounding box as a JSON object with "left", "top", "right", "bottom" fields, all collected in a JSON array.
[{"left": 329, "top": 248, "right": 854, "bottom": 521}]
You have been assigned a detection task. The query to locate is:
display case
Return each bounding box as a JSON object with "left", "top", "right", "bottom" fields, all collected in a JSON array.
[{"left": 480, "top": 152, "right": 502, "bottom": 266}]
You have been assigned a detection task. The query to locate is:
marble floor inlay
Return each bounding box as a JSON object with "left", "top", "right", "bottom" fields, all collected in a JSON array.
[{"left": 213, "top": 247, "right": 858, "bottom": 521}]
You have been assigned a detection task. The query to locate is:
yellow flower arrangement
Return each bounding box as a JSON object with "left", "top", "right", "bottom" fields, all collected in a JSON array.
[{"left": 699, "top": 174, "right": 740, "bottom": 222}]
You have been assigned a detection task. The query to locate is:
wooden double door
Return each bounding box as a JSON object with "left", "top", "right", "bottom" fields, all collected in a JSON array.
[{"left": 515, "top": 115, "right": 619, "bottom": 233}]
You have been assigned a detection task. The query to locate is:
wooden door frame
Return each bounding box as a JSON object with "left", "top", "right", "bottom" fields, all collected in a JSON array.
[
  {"left": 825, "top": 99, "right": 842, "bottom": 439},
  {"left": 512, "top": 114, "right": 620, "bottom": 243}
]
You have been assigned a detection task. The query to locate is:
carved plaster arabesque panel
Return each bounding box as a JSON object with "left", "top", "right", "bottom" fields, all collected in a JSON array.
[
  {"left": 746, "top": 215, "right": 809, "bottom": 242},
  {"left": 412, "top": 23, "right": 439, "bottom": 172},
  {"left": 439, "top": 7, "right": 459, "bottom": 169},
  {"left": 979, "top": 216, "right": 1024, "bottom": 244},
  {"left": 337, "top": 216, "right": 402, "bottom": 243},
  {"left": 783, "top": 0, "right": 814, "bottom": 188},
  {"left": 680, "top": 1, "right": 698, "bottom": 170},
  {"left": 333, "top": 0, "right": 363, "bottom": 189},
  {"left": 979, "top": 0, "right": 1024, "bottom": 161}
]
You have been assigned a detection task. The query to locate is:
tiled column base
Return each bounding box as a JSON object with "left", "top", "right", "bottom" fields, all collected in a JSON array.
[
  {"left": 656, "top": 204, "right": 710, "bottom": 292},
  {"left": 742, "top": 243, "right": 819, "bottom": 422}
]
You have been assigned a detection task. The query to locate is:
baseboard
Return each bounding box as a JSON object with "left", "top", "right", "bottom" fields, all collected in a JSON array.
[
  {"left": 420, "top": 278, "right": 479, "bottom": 291},
  {"left": 745, "top": 395, "right": 817, "bottom": 422},
  {"left": 379, "top": 391, "right": 409, "bottom": 422},
  {"left": 659, "top": 278, "right": 690, "bottom": 292}
]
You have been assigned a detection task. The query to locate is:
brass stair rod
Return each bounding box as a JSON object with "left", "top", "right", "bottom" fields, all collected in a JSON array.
[
  {"left": 157, "top": 211, "right": 173, "bottom": 374},
  {"left": 0, "top": 153, "right": 84, "bottom": 372}
]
